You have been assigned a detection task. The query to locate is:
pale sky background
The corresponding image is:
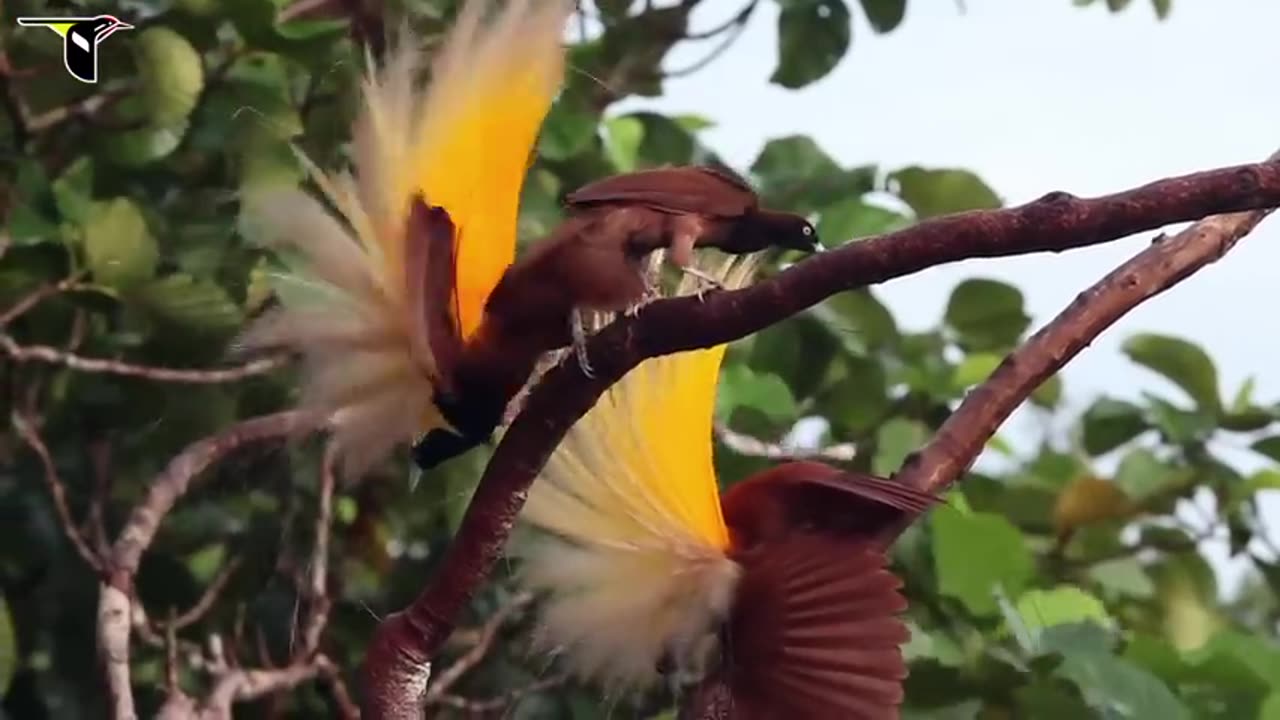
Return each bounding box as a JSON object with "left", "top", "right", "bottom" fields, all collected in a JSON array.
[{"left": 614, "top": 0, "right": 1280, "bottom": 594}]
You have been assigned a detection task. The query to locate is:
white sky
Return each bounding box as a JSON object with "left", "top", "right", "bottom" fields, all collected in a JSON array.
[{"left": 614, "top": 0, "right": 1280, "bottom": 594}]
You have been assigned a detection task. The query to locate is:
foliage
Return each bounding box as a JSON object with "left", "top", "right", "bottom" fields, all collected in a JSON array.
[{"left": 7, "top": 1, "right": 1276, "bottom": 720}]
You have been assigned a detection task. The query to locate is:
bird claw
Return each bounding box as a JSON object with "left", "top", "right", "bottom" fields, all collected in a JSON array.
[
  {"left": 624, "top": 286, "right": 662, "bottom": 317},
  {"left": 680, "top": 266, "right": 723, "bottom": 301},
  {"left": 570, "top": 309, "right": 595, "bottom": 378}
]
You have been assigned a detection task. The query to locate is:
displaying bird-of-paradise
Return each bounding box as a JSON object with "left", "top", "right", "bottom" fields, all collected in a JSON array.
[
  {"left": 237, "top": 0, "right": 573, "bottom": 477},
  {"left": 514, "top": 256, "right": 937, "bottom": 718}
]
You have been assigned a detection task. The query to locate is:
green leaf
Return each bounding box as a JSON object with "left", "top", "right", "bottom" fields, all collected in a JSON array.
[
  {"left": 771, "top": 0, "right": 852, "bottom": 89},
  {"left": 186, "top": 544, "right": 227, "bottom": 583},
  {"left": 872, "top": 418, "right": 927, "bottom": 476},
  {"left": 944, "top": 278, "right": 1030, "bottom": 351},
  {"left": 932, "top": 504, "right": 1035, "bottom": 615},
  {"left": 821, "top": 288, "right": 899, "bottom": 350},
  {"left": 1031, "top": 373, "right": 1063, "bottom": 409},
  {"left": 951, "top": 352, "right": 1001, "bottom": 391},
  {"left": 1260, "top": 693, "right": 1280, "bottom": 720},
  {"left": 103, "top": 122, "right": 189, "bottom": 167},
  {"left": 1106, "top": 0, "right": 1134, "bottom": 9},
  {"left": 1081, "top": 397, "right": 1149, "bottom": 455},
  {"left": 632, "top": 112, "right": 698, "bottom": 167},
  {"left": 1089, "top": 557, "right": 1156, "bottom": 598},
  {"left": 83, "top": 198, "right": 159, "bottom": 289},
  {"left": 890, "top": 166, "right": 1002, "bottom": 219},
  {"left": 1252, "top": 436, "right": 1280, "bottom": 463},
  {"left": 51, "top": 157, "right": 95, "bottom": 225},
  {"left": 816, "top": 197, "right": 909, "bottom": 245},
  {"left": 1015, "top": 586, "right": 1112, "bottom": 634},
  {"left": 1122, "top": 333, "right": 1221, "bottom": 413},
  {"left": 751, "top": 134, "right": 841, "bottom": 190},
  {"left": 818, "top": 355, "right": 889, "bottom": 436},
  {"left": 130, "top": 274, "right": 244, "bottom": 335},
  {"left": 1150, "top": 0, "right": 1172, "bottom": 19},
  {"left": 1233, "top": 469, "right": 1280, "bottom": 505},
  {"left": 135, "top": 27, "right": 205, "bottom": 125},
  {"left": 538, "top": 92, "right": 598, "bottom": 161},
  {"left": 1057, "top": 653, "right": 1190, "bottom": 720},
  {"left": 603, "top": 115, "right": 645, "bottom": 172},
  {"left": 1143, "top": 393, "right": 1215, "bottom": 445},
  {"left": 859, "top": 0, "right": 906, "bottom": 32},
  {"left": 717, "top": 366, "right": 798, "bottom": 422},
  {"left": 1113, "top": 447, "right": 1182, "bottom": 502},
  {"left": 0, "top": 596, "right": 14, "bottom": 696}
]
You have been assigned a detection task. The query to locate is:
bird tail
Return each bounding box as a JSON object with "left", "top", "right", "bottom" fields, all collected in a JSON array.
[
  {"left": 513, "top": 254, "right": 761, "bottom": 691},
  {"left": 236, "top": 0, "right": 571, "bottom": 477},
  {"left": 726, "top": 533, "right": 910, "bottom": 719}
]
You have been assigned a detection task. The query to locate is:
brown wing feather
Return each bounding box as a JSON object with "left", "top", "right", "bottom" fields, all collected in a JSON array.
[
  {"left": 721, "top": 461, "right": 938, "bottom": 546},
  {"left": 565, "top": 166, "right": 758, "bottom": 217},
  {"left": 404, "top": 198, "right": 463, "bottom": 389},
  {"left": 726, "top": 533, "right": 909, "bottom": 719}
]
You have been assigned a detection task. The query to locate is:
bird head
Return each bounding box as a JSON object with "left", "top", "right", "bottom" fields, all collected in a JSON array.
[{"left": 753, "top": 209, "right": 823, "bottom": 253}]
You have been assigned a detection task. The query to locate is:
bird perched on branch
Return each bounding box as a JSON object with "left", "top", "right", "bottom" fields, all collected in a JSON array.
[
  {"left": 498, "top": 165, "right": 824, "bottom": 378},
  {"left": 235, "top": 0, "right": 573, "bottom": 478},
  {"left": 419, "top": 165, "right": 827, "bottom": 453},
  {"left": 513, "top": 256, "right": 937, "bottom": 718}
]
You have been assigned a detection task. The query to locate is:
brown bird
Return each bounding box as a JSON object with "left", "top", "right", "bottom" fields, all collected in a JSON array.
[
  {"left": 417, "top": 166, "right": 822, "bottom": 465},
  {"left": 523, "top": 165, "right": 823, "bottom": 377},
  {"left": 515, "top": 257, "right": 938, "bottom": 719}
]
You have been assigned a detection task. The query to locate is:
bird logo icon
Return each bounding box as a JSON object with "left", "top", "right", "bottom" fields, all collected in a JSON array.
[{"left": 16, "top": 15, "right": 134, "bottom": 84}]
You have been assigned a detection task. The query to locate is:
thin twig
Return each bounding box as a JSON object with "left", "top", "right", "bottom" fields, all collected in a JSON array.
[
  {"left": 98, "top": 410, "right": 321, "bottom": 720},
  {"left": 0, "top": 275, "right": 84, "bottom": 326},
  {"left": 423, "top": 592, "right": 535, "bottom": 704},
  {"left": 0, "top": 336, "right": 287, "bottom": 382},
  {"left": 715, "top": 421, "right": 857, "bottom": 462},
  {"left": 11, "top": 411, "right": 103, "bottom": 573},
  {"left": 299, "top": 442, "right": 339, "bottom": 658},
  {"left": 431, "top": 673, "right": 570, "bottom": 714},
  {"left": 164, "top": 558, "right": 244, "bottom": 631}
]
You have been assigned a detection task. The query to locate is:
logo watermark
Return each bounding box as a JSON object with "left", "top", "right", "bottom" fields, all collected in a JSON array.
[{"left": 15, "top": 15, "right": 134, "bottom": 84}]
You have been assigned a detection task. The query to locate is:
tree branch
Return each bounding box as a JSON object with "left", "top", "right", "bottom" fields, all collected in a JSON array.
[
  {"left": 422, "top": 591, "right": 534, "bottom": 707},
  {"left": 715, "top": 421, "right": 857, "bottom": 461},
  {"left": 0, "top": 335, "right": 287, "bottom": 382},
  {"left": 360, "top": 157, "right": 1280, "bottom": 719},
  {"left": 885, "top": 196, "right": 1278, "bottom": 541},
  {"left": 97, "top": 410, "right": 321, "bottom": 720}
]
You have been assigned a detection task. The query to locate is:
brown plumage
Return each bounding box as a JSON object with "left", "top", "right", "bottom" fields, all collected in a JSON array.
[
  {"left": 716, "top": 463, "right": 937, "bottom": 719},
  {"left": 416, "top": 166, "right": 822, "bottom": 464},
  {"left": 564, "top": 165, "right": 822, "bottom": 284}
]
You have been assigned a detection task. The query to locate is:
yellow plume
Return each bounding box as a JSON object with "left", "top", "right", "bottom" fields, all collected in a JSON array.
[
  {"left": 514, "top": 255, "right": 761, "bottom": 690},
  {"left": 237, "top": 0, "right": 571, "bottom": 477}
]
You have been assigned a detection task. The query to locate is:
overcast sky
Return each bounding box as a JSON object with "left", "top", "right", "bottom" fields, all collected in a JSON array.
[{"left": 614, "top": 0, "right": 1280, "bottom": 593}]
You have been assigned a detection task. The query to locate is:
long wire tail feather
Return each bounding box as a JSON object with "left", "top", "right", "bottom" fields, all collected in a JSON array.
[
  {"left": 234, "top": 0, "right": 571, "bottom": 478},
  {"left": 726, "top": 533, "right": 910, "bottom": 720}
]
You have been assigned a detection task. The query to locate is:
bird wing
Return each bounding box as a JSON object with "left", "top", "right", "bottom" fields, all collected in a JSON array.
[
  {"left": 235, "top": 0, "right": 570, "bottom": 477},
  {"left": 514, "top": 255, "right": 762, "bottom": 691},
  {"left": 727, "top": 533, "right": 910, "bottom": 719},
  {"left": 565, "top": 165, "right": 759, "bottom": 218}
]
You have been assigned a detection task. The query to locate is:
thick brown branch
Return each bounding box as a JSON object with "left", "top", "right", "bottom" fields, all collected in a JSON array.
[
  {"left": 886, "top": 205, "right": 1276, "bottom": 540},
  {"left": 1, "top": 336, "right": 287, "bottom": 382},
  {"left": 361, "top": 159, "right": 1280, "bottom": 719}
]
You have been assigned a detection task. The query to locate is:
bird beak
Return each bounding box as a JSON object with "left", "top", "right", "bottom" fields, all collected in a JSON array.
[
  {"left": 115, "top": 20, "right": 135, "bottom": 30},
  {"left": 809, "top": 239, "right": 826, "bottom": 253}
]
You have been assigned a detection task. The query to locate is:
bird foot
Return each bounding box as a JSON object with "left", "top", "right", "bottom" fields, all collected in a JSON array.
[
  {"left": 623, "top": 284, "right": 662, "bottom": 317},
  {"left": 570, "top": 308, "right": 595, "bottom": 379},
  {"left": 679, "top": 266, "right": 723, "bottom": 301}
]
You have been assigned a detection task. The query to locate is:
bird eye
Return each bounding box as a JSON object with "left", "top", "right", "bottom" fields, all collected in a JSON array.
[{"left": 802, "top": 225, "right": 813, "bottom": 236}]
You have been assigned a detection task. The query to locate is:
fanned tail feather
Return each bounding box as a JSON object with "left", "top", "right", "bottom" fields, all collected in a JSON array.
[
  {"left": 726, "top": 533, "right": 910, "bottom": 719},
  {"left": 236, "top": 0, "right": 571, "bottom": 477},
  {"left": 514, "top": 254, "right": 760, "bottom": 690}
]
